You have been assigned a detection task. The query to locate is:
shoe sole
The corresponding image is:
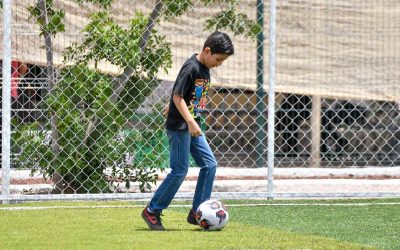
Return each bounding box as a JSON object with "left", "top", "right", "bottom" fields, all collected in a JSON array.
[{"left": 187, "top": 220, "right": 198, "bottom": 225}]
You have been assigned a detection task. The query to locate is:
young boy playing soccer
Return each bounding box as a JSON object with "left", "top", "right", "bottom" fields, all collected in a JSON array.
[{"left": 141, "top": 31, "right": 234, "bottom": 230}]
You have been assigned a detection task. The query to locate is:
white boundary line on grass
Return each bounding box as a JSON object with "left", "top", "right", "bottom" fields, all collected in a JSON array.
[
  {"left": 2, "top": 192, "right": 400, "bottom": 201},
  {"left": 1, "top": 202, "right": 400, "bottom": 211}
]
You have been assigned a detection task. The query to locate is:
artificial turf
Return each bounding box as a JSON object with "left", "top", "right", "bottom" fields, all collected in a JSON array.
[{"left": 1, "top": 199, "right": 399, "bottom": 249}]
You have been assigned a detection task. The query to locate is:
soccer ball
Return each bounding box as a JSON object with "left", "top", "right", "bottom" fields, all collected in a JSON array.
[{"left": 195, "top": 199, "right": 229, "bottom": 231}]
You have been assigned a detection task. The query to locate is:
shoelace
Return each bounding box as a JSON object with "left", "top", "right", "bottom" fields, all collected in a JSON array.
[{"left": 154, "top": 213, "right": 164, "bottom": 225}]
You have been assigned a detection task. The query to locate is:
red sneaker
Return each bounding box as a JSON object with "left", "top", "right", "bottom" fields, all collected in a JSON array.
[
  {"left": 141, "top": 207, "right": 165, "bottom": 231},
  {"left": 187, "top": 209, "right": 198, "bottom": 225}
]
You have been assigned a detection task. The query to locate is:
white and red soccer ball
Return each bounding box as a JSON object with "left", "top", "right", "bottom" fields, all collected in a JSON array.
[{"left": 195, "top": 199, "right": 229, "bottom": 231}]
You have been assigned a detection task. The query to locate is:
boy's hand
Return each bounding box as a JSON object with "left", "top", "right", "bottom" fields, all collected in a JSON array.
[
  {"left": 172, "top": 94, "right": 201, "bottom": 137},
  {"left": 163, "top": 104, "right": 169, "bottom": 118},
  {"left": 187, "top": 120, "right": 202, "bottom": 137}
]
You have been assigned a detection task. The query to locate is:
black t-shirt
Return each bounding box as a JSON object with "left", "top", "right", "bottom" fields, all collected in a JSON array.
[{"left": 166, "top": 54, "right": 211, "bottom": 130}]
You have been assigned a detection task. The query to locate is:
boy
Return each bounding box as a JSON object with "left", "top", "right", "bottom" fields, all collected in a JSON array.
[{"left": 141, "top": 31, "right": 234, "bottom": 230}]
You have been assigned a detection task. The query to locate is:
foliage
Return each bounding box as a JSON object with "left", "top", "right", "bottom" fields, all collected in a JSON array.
[
  {"left": 204, "top": 7, "right": 262, "bottom": 39},
  {"left": 28, "top": 0, "right": 65, "bottom": 36},
  {"left": 18, "top": 0, "right": 173, "bottom": 193},
  {"left": 200, "top": 0, "right": 238, "bottom": 5},
  {"left": 161, "top": 0, "right": 261, "bottom": 38},
  {"left": 162, "top": 0, "right": 193, "bottom": 19},
  {"left": 109, "top": 106, "right": 168, "bottom": 192},
  {"left": 15, "top": 66, "right": 167, "bottom": 193},
  {"left": 18, "top": 0, "right": 259, "bottom": 194},
  {"left": 75, "top": 0, "right": 113, "bottom": 8},
  {"left": 63, "top": 11, "right": 172, "bottom": 75}
]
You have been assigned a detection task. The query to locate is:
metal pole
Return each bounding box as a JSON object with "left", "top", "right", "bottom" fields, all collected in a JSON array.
[
  {"left": 267, "top": 0, "right": 277, "bottom": 197},
  {"left": 255, "top": 0, "right": 266, "bottom": 168},
  {"left": 311, "top": 95, "right": 321, "bottom": 167},
  {"left": 2, "top": 0, "right": 12, "bottom": 204}
]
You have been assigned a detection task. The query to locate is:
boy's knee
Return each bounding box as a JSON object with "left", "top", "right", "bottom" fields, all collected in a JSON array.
[
  {"left": 211, "top": 156, "right": 217, "bottom": 167},
  {"left": 170, "top": 168, "right": 189, "bottom": 179},
  {"left": 206, "top": 159, "right": 217, "bottom": 171}
]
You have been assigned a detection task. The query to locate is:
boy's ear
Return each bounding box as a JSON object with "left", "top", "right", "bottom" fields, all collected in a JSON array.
[{"left": 204, "top": 47, "right": 211, "bottom": 54}]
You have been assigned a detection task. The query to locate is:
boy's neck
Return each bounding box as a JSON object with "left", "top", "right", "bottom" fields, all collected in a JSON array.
[{"left": 196, "top": 53, "right": 206, "bottom": 67}]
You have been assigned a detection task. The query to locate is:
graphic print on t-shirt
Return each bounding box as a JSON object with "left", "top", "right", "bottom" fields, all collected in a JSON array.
[{"left": 188, "top": 79, "right": 210, "bottom": 119}]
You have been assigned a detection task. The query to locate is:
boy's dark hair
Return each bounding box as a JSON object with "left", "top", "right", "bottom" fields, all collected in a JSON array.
[{"left": 203, "top": 31, "right": 234, "bottom": 55}]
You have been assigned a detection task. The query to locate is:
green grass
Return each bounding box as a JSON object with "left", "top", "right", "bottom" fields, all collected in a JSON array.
[
  {"left": 230, "top": 199, "right": 400, "bottom": 249},
  {"left": 0, "top": 199, "right": 399, "bottom": 249}
]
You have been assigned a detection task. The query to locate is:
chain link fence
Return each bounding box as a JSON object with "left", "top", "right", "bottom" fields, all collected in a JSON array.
[{"left": 1, "top": 0, "right": 400, "bottom": 202}]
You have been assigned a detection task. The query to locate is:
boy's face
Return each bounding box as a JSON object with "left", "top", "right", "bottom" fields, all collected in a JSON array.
[{"left": 202, "top": 47, "right": 230, "bottom": 69}]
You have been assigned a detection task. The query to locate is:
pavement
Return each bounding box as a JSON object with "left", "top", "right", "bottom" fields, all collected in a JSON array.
[{"left": 1, "top": 167, "right": 400, "bottom": 195}]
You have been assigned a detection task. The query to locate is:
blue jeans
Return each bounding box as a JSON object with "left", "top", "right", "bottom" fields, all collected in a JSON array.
[{"left": 148, "top": 129, "right": 217, "bottom": 213}]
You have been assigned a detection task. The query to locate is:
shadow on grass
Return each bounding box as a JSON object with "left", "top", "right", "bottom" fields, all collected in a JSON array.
[{"left": 134, "top": 227, "right": 202, "bottom": 232}]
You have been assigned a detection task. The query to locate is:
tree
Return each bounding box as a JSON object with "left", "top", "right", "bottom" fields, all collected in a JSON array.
[
  {"left": 79, "top": 0, "right": 261, "bottom": 150},
  {"left": 16, "top": 0, "right": 260, "bottom": 193},
  {"left": 28, "top": 0, "right": 64, "bottom": 191}
]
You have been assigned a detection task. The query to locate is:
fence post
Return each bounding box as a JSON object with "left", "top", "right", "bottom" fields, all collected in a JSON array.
[
  {"left": 1, "top": 0, "right": 12, "bottom": 204},
  {"left": 255, "top": 0, "right": 266, "bottom": 168},
  {"left": 267, "top": 0, "right": 277, "bottom": 198},
  {"left": 311, "top": 95, "right": 321, "bottom": 167}
]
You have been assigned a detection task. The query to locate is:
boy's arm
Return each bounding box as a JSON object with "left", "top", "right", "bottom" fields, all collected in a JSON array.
[{"left": 172, "top": 94, "right": 202, "bottom": 137}]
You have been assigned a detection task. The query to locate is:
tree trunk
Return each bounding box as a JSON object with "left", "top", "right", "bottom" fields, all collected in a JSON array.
[
  {"left": 83, "top": 0, "right": 164, "bottom": 144},
  {"left": 38, "top": 0, "right": 62, "bottom": 193}
]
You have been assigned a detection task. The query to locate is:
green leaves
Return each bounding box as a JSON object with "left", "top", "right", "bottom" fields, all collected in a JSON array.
[
  {"left": 105, "top": 126, "right": 166, "bottom": 193},
  {"left": 63, "top": 11, "right": 172, "bottom": 74},
  {"left": 161, "top": 0, "right": 260, "bottom": 38},
  {"left": 162, "top": 0, "right": 193, "bottom": 19},
  {"left": 28, "top": 0, "right": 65, "bottom": 36},
  {"left": 75, "top": 0, "right": 113, "bottom": 9},
  {"left": 18, "top": 0, "right": 259, "bottom": 194},
  {"left": 200, "top": 0, "right": 238, "bottom": 5},
  {"left": 205, "top": 7, "right": 261, "bottom": 39},
  {"left": 40, "top": 3, "right": 173, "bottom": 193},
  {"left": 17, "top": 64, "right": 167, "bottom": 193}
]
